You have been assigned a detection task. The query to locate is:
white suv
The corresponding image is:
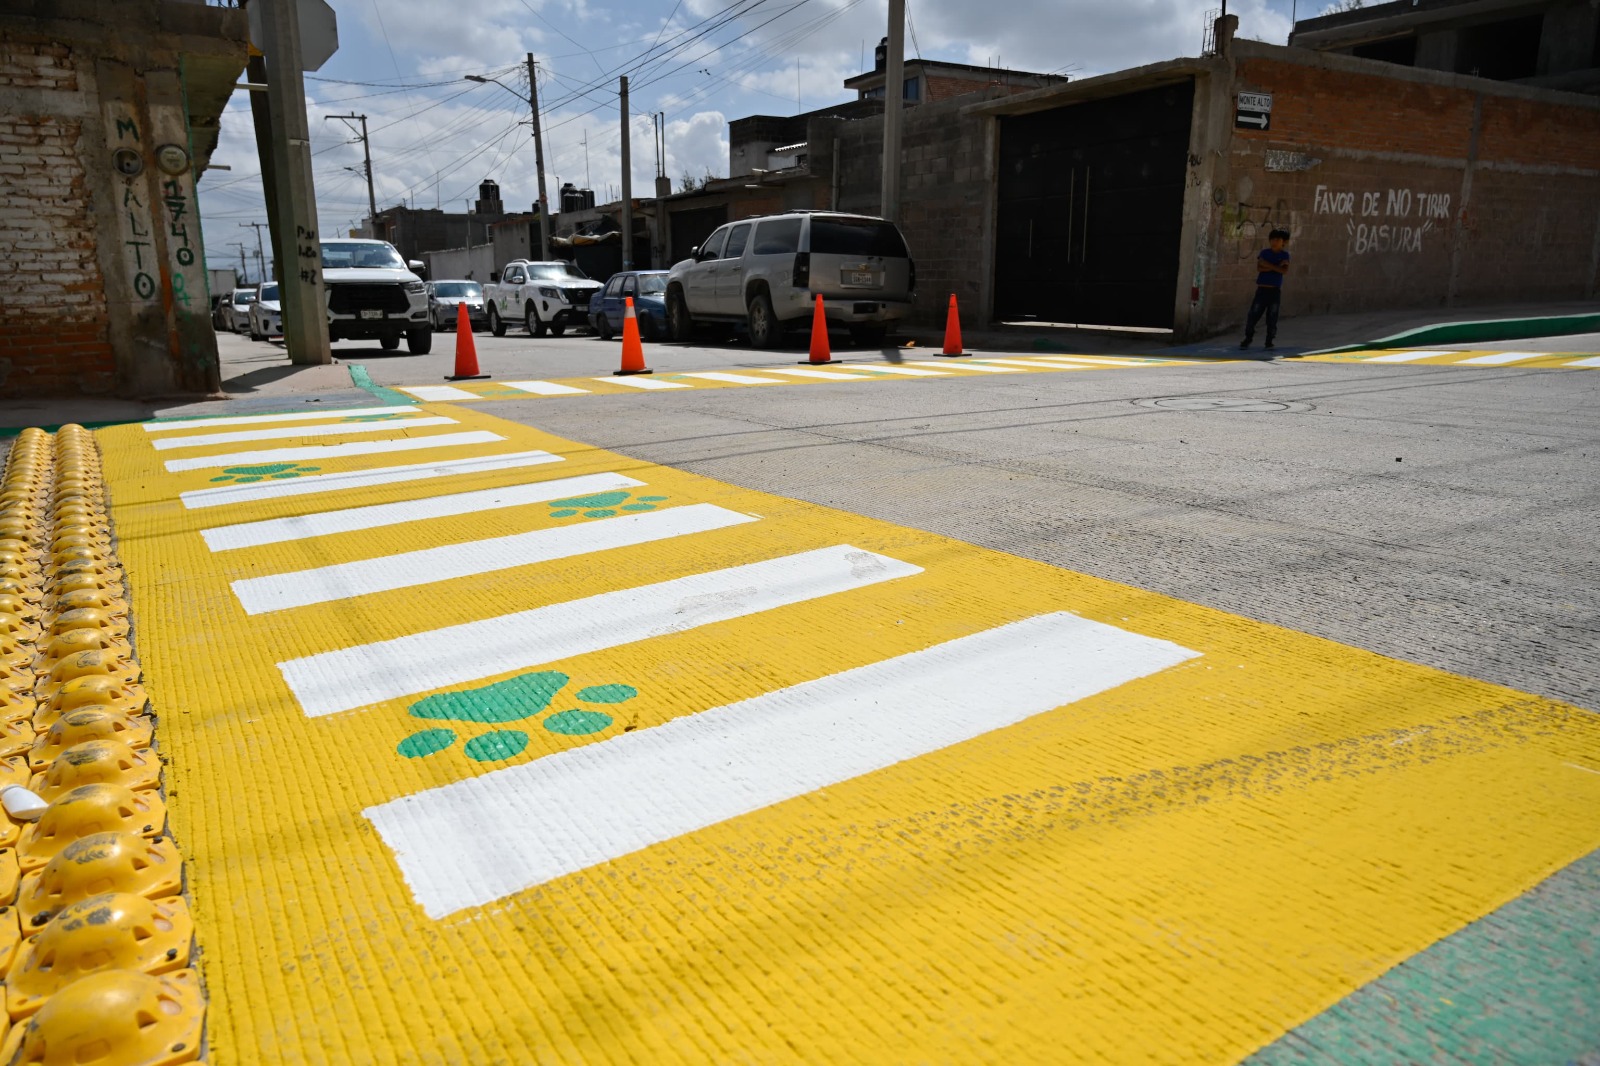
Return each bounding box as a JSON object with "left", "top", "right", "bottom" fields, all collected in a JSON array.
[
  {"left": 319, "top": 239, "right": 432, "bottom": 353},
  {"left": 666, "top": 211, "right": 914, "bottom": 348}
]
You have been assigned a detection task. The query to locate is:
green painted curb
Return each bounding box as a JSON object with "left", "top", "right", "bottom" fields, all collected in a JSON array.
[
  {"left": 347, "top": 364, "right": 414, "bottom": 406},
  {"left": 1310, "top": 311, "right": 1600, "bottom": 355}
]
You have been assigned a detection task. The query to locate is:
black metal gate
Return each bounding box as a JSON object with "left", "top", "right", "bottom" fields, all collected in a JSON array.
[{"left": 994, "top": 79, "right": 1194, "bottom": 329}]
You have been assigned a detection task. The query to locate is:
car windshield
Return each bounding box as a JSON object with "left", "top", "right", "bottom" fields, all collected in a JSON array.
[
  {"left": 434, "top": 282, "right": 482, "bottom": 298},
  {"left": 320, "top": 242, "right": 408, "bottom": 270},
  {"left": 527, "top": 262, "right": 589, "bottom": 281},
  {"left": 234, "top": 292, "right": 255, "bottom": 304},
  {"left": 809, "top": 218, "right": 909, "bottom": 258},
  {"left": 258, "top": 284, "right": 279, "bottom": 302},
  {"left": 638, "top": 274, "right": 667, "bottom": 294}
]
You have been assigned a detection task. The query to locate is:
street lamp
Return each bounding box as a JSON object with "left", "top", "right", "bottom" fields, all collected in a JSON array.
[{"left": 467, "top": 64, "right": 551, "bottom": 261}]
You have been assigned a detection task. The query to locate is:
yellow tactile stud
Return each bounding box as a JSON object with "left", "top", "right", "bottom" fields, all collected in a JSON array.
[
  {"left": 28, "top": 740, "right": 160, "bottom": 801},
  {"left": 18, "top": 785, "right": 166, "bottom": 873},
  {"left": 37, "top": 677, "right": 147, "bottom": 725},
  {"left": 0, "top": 968, "right": 204, "bottom": 1065},
  {"left": 30, "top": 710, "right": 152, "bottom": 770},
  {"left": 16, "top": 832, "right": 181, "bottom": 928}
]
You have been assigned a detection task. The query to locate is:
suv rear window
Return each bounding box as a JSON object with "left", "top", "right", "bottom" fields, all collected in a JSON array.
[
  {"left": 753, "top": 218, "right": 801, "bottom": 255},
  {"left": 808, "top": 218, "right": 908, "bottom": 258}
]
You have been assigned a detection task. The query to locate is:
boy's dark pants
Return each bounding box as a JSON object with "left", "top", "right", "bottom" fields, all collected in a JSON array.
[{"left": 1244, "top": 287, "right": 1280, "bottom": 343}]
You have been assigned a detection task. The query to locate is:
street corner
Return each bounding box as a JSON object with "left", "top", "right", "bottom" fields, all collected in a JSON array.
[{"left": 85, "top": 400, "right": 1600, "bottom": 1063}]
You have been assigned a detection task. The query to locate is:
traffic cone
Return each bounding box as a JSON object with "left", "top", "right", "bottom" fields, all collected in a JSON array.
[
  {"left": 613, "top": 297, "right": 652, "bottom": 376},
  {"left": 445, "top": 301, "right": 489, "bottom": 380},
  {"left": 801, "top": 294, "right": 838, "bottom": 365},
  {"left": 938, "top": 293, "right": 967, "bottom": 356}
]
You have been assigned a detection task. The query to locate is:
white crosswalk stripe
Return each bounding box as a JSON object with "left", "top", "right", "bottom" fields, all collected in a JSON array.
[
  {"left": 144, "top": 406, "right": 418, "bottom": 432},
  {"left": 163, "top": 430, "right": 505, "bottom": 473},
  {"left": 179, "top": 450, "right": 562, "bottom": 510},
  {"left": 397, "top": 386, "right": 482, "bottom": 401},
  {"left": 603, "top": 376, "right": 692, "bottom": 390},
  {"left": 501, "top": 381, "right": 590, "bottom": 396},
  {"left": 151, "top": 416, "right": 455, "bottom": 451}
]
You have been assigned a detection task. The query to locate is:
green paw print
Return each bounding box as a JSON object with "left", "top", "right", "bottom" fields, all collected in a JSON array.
[
  {"left": 208, "top": 462, "right": 321, "bottom": 483},
  {"left": 547, "top": 491, "right": 669, "bottom": 520},
  {"left": 397, "top": 671, "right": 639, "bottom": 763}
]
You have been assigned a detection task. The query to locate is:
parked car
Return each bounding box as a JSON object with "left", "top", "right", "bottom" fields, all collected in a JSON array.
[
  {"left": 588, "top": 270, "right": 669, "bottom": 340},
  {"left": 319, "top": 238, "right": 432, "bottom": 353},
  {"left": 222, "top": 287, "right": 256, "bottom": 333},
  {"left": 483, "top": 259, "right": 602, "bottom": 337},
  {"left": 248, "top": 281, "right": 282, "bottom": 341},
  {"left": 427, "top": 280, "right": 488, "bottom": 332},
  {"left": 210, "top": 292, "right": 229, "bottom": 331},
  {"left": 665, "top": 210, "right": 914, "bottom": 348}
]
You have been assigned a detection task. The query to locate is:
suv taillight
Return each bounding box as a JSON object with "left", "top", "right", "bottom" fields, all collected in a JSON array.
[
  {"left": 908, "top": 257, "right": 916, "bottom": 294},
  {"left": 793, "top": 252, "right": 810, "bottom": 289}
]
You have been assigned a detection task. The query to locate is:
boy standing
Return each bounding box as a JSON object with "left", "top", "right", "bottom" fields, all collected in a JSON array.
[{"left": 1241, "top": 229, "right": 1290, "bottom": 351}]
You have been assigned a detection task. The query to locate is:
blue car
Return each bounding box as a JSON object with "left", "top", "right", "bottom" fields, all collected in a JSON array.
[{"left": 589, "top": 270, "right": 669, "bottom": 340}]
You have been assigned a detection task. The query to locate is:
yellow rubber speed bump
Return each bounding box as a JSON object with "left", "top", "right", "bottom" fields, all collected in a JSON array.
[
  {"left": 29, "top": 741, "right": 160, "bottom": 801},
  {"left": 0, "top": 906, "right": 17, "bottom": 978},
  {"left": 16, "top": 833, "right": 181, "bottom": 927},
  {"left": 44, "top": 590, "right": 127, "bottom": 626},
  {"left": 0, "top": 697, "right": 33, "bottom": 729},
  {"left": 0, "top": 721, "right": 32, "bottom": 761},
  {"left": 0, "top": 570, "right": 39, "bottom": 596},
  {"left": 46, "top": 608, "right": 128, "bottom": 642},
  {"left": 0, "top": 634, "right": 29, "bottom": 669},
  {"left": 6, "top": 895, "right": 192, "bottom": 1019},
  {"left": 50, "top": 546, "right": 112, "bottom": 569},
  {"left": 0, "top": 663, "right": 31, "bottom": 696},
  {"left": 0, "top": 968, "right": 203, "bottom": 1065},
  {"left": 0, "top": 851, "right": 17, "bottom": 908},
  {"left": 31, "top": 632, "right": 131, "bottom": 674},
  {"left": 0, "top": 615, "right": 38, "bottom": 643},
  {"left": 36, "top": 653, "right": 139, "bottom": 700},
  {"left": 37, "top": 678, "right": 147, "bottom": 724},
  {"left": 47, "top": 572, "right": 122, "bottom": 601},
  {"left": 30, "top": 712, "right": 152, "bottom": 770},
  {"left": 0, "top": 759, "right": 29, "bottom": 792},
  {"left": 18, "top": 786, "right": 166, "bottom": 873}
]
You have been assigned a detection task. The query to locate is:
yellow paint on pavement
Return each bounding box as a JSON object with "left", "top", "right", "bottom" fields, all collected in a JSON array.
[
  {"left": 96, "top": 403, "right": 1600, "bottom": 1064},
  {"left": 1301, "top": 348, "right": 1598, "bottom": 369}
]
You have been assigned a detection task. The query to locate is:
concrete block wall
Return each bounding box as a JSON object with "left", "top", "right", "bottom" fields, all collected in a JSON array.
[
  {"left": 0, "top": 38, "right": 114, "bottom": 396},
  {"left": 1205, "top": 48, "right": 1600, "bottom": 331}
]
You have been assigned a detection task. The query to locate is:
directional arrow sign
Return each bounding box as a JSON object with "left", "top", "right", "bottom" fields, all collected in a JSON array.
[{"left": 1235, "top": 111, "right": 1270, "bottom": 130}]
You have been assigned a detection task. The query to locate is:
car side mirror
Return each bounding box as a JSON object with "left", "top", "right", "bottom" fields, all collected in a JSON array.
[
  {"left": 690, "top": 245, "right": 700, "bottom": 259},
  {"left": 408, "top": 260, "right": 425, "bottom": 274}
]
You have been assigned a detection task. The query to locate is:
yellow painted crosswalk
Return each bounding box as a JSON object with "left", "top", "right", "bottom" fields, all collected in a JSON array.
[
  {"left": 94, "top": 402, "right": 1600, "bottom": 1064},
  {"left": 1302, "top": 348, "right": 1599, "bottom": 369}
]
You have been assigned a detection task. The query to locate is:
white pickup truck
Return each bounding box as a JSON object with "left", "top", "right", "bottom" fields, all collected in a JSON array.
[
  {"left": 319, "top": 238, "right": 432, "bottom": 353},
  {"left": 484, "top": 259, "right": 602, "bottom": 337}
]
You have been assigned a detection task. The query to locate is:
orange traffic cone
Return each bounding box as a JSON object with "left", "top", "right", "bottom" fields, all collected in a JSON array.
[
  {"left": 801, "top": 294, "right": 838, "bottom": 365},
  {"left": 613, "top": 297, "right": 652, "bottom": 376},
  {"left": 938, "top": 294, "right": 967, "bottom": 356},
  {"left": 446, "top": 301, "right": 489, "bottom": 380}
]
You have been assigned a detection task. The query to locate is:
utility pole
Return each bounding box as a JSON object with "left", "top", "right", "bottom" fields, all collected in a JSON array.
[
  {"left": 240, "top": 221, "right": 269, "bottom": 282},
  {"left": 620, "top": 75, "right": 633, "bottom": 270},
  {"left": 259, "top": 0, "right": 331, "bottom": 364},
  {"left": 527, "top": 54, "right": 552, "bottom": 260},
  {"left": 881, "top": 0, "right": 906, "bottom": 222},
  {"left": 326, "top": 112, "right": 377, "bottom": 228},
  {"left": 231, "top": 242, "right": 249, "bottom": 284}
]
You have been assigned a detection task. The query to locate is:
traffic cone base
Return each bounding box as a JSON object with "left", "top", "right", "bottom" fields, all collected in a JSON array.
[
  {"left": 801, "top": 294, "right": 839, "bottom": 365},
  {"left": 937, "top": 293, "right": 968, "bottom": 356},
  {"left": 445, "top": 301, "right": 490, "bottom": 379},
  {"left": 614, "top": 296, "right": 652, "bottom": 375}
]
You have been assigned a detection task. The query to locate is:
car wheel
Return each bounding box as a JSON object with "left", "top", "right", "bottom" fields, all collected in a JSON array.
[
  {"left": 667, "top": 290, "right": 692, "bottom": 342},
  {"left": 249, "top": 325, "right": 262, "bottom": 342},
  {"left": 747, "top": 291, "right": 781, "bottom": 349},
  {"left": 380, "top": 335, "right": 400, "bottom": 350},
  {"left": 594, "top": 313, "right": 613, "bottom": 340},
  {"left": 526, "top": 305, "right": 548, "bottom": 338},
  {"left": 549, "top": 323, "right": 565, "bottom": 338},
  {"left": 406, "top": 328, "right": 433, "bottom": 355},
  {"left": 488, "top": 305, "right": 507, "bottom": 337}
]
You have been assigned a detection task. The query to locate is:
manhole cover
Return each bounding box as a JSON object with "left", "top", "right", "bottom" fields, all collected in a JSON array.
[{"left": 1135, "top": 397, "right": 1314, "bottom": 413}]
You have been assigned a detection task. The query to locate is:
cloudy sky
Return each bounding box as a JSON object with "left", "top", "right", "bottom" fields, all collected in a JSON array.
[{"left": 200, "top": 0, "right": 1298, "bottom": 277}]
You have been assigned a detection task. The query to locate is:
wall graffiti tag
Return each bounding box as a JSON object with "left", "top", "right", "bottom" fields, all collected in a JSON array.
[
  {"left": 1314, "top": 183, "right": 1452, "bottom": 256},
  {"left": 106, "top": 104, "right": 160, "bottom": 306}
]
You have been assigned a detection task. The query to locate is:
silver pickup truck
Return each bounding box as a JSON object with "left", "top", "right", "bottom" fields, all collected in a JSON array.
[
  {"left": 319, "top": 239, "right": 432, "bottom": 353},
  {"left": 484, "top": 259, "right": 602, "bottom": 337}
]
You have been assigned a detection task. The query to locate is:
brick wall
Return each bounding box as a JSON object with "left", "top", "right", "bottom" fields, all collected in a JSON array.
[
  {"left": 1204, "top": 49, "right": 1600, "bottom": 331},
  {"left": 0, "top": 36, "right": 114, "bottom": 396}
]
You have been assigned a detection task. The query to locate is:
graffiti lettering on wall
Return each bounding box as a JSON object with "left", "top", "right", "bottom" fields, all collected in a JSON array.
[
  {"left": 161, "top": 178, "right": 194, "bottom": 306},
  {"left": 296, "top": 224, "right": 321, "bottom": 286},
  {"left": 1314, "top": 184, "right": 1452, "bottom": 256},
  {"left": 1225, "top": 200, "right": 1300, "bottom": 262},
  {"left": 108, "top": 107, "right": 161, "bottom": 306}
]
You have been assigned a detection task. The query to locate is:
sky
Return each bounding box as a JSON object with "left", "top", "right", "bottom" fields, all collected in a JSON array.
[{"left": 200, "top": 0, "right": 1303, "bottom": 279}]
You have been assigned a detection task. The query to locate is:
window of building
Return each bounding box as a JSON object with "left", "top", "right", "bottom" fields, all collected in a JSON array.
[
  {"left": 1455, "top": 14, "right": 1543, "bottom": 79},
  {"left": 1351, "top": 35, "right": 1417, "bottom": 66},
  {"left": 903, "top": 76, "right": 921, "bottom": 101}
]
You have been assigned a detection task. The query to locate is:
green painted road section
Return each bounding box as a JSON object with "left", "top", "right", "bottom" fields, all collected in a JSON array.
[
  {"left": 346, "top": 363, "right": 414, "bottom": 405},
  {"left": 1251, "top": 847, "right": 1600, "bottom": 1065},
  {"left": 1314, "top": 312, "right": 1600, "bottom": 355}
]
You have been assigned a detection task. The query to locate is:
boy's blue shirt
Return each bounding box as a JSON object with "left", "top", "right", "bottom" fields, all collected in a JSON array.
[{"left": 1256, "top": 248, "right": 1290, "bottom": 288}]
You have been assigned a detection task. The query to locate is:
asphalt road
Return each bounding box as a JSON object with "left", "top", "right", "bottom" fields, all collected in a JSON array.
[{"left": 478, "top": 356, "right": 1600, "bottom": 712}]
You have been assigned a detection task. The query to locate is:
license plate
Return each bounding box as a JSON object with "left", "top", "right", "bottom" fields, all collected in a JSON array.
[
  {"left": 851, "top": 271, "right": 875, "bottom": 285},
  {"left": 359, "top": 309, "right": 383, "bottom": 320}
]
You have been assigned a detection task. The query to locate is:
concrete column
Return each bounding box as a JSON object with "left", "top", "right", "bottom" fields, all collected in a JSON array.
[{"left": 258, "top": 0, "right": 331, "bottom": 365}]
